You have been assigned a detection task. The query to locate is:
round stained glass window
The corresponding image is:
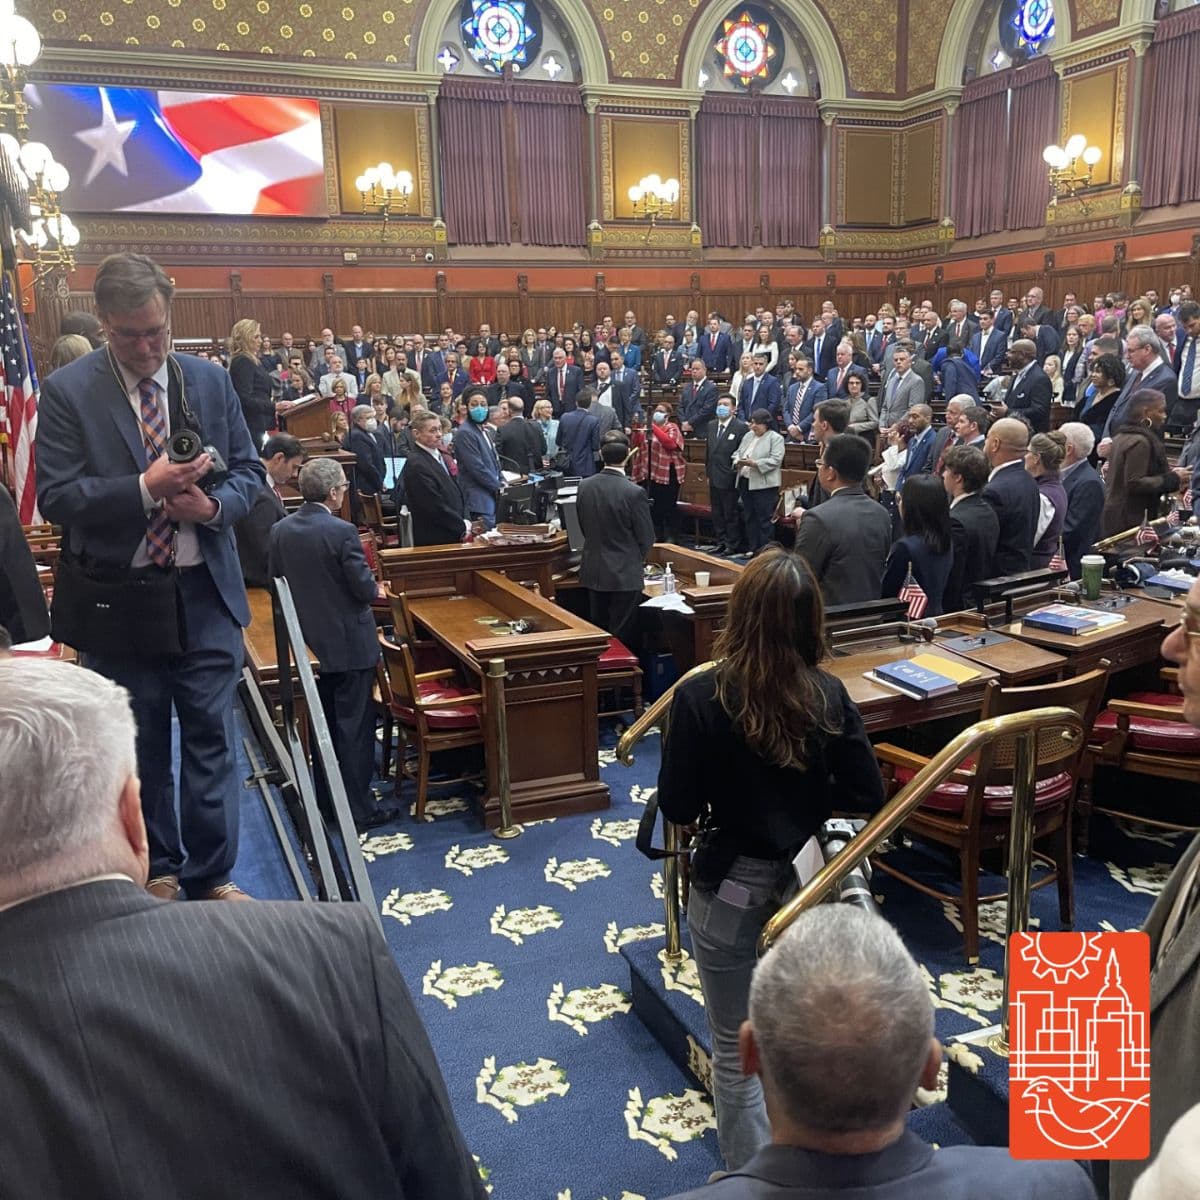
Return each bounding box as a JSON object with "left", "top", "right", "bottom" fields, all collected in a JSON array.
[
  {"left": 459, "top": 0, "right": 542, "bottom": 72},
  {"left": 712, "top": 6, "right": 782, "bottom": 89}
]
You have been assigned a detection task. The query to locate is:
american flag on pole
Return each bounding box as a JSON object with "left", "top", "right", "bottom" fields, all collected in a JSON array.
[
  {"left": 1048, "top": 537, "right": 1067, "bottom": 573},
  {"left": 1135, "top": 512, "right": 1160, "bottom": 548},
  {"left": 898, "top": 567, "right": 928, "bottom": 620},
  {"left": 1, "top": 271, "right": 39, "bottom": 524}
]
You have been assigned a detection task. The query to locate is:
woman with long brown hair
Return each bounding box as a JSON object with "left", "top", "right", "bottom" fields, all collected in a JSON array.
[{"left": 657, "top": 547, "right": 883, "bottom": 1171}]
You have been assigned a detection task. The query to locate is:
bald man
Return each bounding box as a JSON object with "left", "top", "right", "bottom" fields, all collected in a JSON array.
[{"left": 982, "top": 417, "right": 1040, "bottom": 575}]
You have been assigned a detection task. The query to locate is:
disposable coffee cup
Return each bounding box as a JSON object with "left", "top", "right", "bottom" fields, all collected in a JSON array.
[
  {"left": 1080, "top": 555, "right": 1105, "bottom": 600},
  {"left": 694, "top": 570, "right": 711, "bottom": 588}
]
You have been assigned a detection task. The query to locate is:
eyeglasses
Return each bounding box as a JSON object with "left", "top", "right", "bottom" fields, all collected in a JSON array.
[{"left": 1176, "top": 605, "right": 1200, "bottom": 648}]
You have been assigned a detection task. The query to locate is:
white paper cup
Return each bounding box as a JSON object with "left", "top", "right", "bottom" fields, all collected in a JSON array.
[{"left": 694, "top": 571, "right": 711, "bottom": 588}]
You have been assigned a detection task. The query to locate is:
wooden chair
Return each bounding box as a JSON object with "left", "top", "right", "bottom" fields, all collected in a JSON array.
[
  {"left": 385, "top": 586, "right": 452, "bottom": 674},
  {"left": 1081, "top": 667, "right": 1200, "bottom": 851},
  {"left": 377, "top": 633, "right": 485, "bottom": 820},
  {"left": 358, "top": 491, "right": 398, "bottom": 544},
  {"left": 597, "top": 637, "right": 644, "bottom": 722},
  {"left": 872, "top": 666, "right": 1109, "bottom": 962},
  {"left": 356, "top": 530, "right": 394, "bottom": 624}
]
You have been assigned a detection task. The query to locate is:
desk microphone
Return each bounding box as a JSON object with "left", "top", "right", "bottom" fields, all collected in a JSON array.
[{"left": 900, "top": 617, "right": 939, "bottom": 643}]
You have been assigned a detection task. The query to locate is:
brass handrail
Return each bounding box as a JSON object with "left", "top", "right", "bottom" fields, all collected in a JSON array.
[
  {"left": 757, "top": 705, "right": 1082, "bottom": 956},
  {"left": 616, "top": 660, "right": 716, "bottom": 765}
]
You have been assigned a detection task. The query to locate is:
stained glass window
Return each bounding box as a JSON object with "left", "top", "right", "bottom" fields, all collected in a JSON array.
[
  {"left": 999, "top": 0, "right": 1055, "bottom": 58},
  {"left": 459, "top": 0, "right": 543, "bottom": 73},
  {"left": 712, "top": 6, "right": 783, "bottom": 90}
]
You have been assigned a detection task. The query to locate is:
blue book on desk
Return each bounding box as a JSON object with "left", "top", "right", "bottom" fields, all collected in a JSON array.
[
  {"left": 1146, "top": 571, "right": 1195, "bottom": 593},
  {"left": 1021, "top": 604, "right": 1102, "bottom": 636},
  {"left": 870, "top": 658, "right": 959, "bottom": 700}
]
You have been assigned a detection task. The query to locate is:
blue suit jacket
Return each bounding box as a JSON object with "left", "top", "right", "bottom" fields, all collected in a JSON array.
[
  {"left": 36, "top": 349, "right": 263, "bottom": 627},
  {"left": 737, "top": 373, "right": 782, "bottom": 422},
  {"left": 897, "top": 425, "right": 936, "bottom": 488},
  {"left": 1062, "top": 460, "right": 1104, "bottom": 578},
  {"left": 451, "top": 422, "right": 502, "bottom": 516},
  {"left": 970, "top": 328, "right": 1007, "bottom": 374},
  {"left": 700, "top": 331, "right": 733, "bottom": 374},
  {"left": 557, "top": 408, "right": 600, "bottom": 477},
  {"left": 267, "top": 502, "right": 379, "bottom": 674},
  {"left": 784, "top": 378, "right": 827, "bottom": 436}
]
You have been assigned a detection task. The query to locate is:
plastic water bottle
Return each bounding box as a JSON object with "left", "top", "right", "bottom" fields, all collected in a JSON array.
[{"left": 663, "top": 563, "right": 676, "bottom": 594}]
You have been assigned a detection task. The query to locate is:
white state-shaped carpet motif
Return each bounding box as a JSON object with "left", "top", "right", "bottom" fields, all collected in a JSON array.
[
  {"left": 445, "top": 843, "right": 510, "bottom": 875},
  {"left": 380, "top": 887, "right": 453, "bottom": 925},
  {"left": 409, "top": 795, "right": 470, "bottom": 822},
  {"left": 625, "top": 1088, "right": 716, "bottom": 1160},
  {"left": 921, "top": 963, "right": 1004, "bottom": 1025},
  {"left": 424, "top": 960, "right": 504, "bottom": 1009},
  {"left": 547, "top": 982, "right": 632, "bottom": 1036},
  {"left": 491, "top": 904, "right": 564, "bottom": 944},
  {"left": 592, "top": 818, "right": 642, "bottom": 847},
  {"left": 358, "top": 831, "right": 413, "bottom": 861},
  {"left": 941, "top": 897, "right": 1041, "bottom": 945},
  {"left": 604, "top": 921, "right": 666, "bottom": 954},
  {"left": 650, "top": 871, "right": 665, "bottom": 899},
  {"left": 476, "top": 1057, "right": 570, "bottom": 1124},
  {"left": 660, "top": 949, "right": 704, "bottom": 1005},
  {"left": 545, "top": 856, "right": 612, "bottom": 890},
  {"left": 686, "top": 1035, "right": 713, "bottom": 1095},
  {"left": 629, "top": 785, "right": 655, "bottom": 806},
  {"left": 1104, "top": 860, "right": 1175, "bottom": 896}
]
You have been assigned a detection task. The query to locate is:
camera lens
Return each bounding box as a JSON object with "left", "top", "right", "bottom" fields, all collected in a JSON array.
[{"left": 167, "top": 429, "right": 202, "bottom": 463}]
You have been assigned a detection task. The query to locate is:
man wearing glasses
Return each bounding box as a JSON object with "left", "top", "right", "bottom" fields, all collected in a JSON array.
[{"left": 36, "top": 252, "right": 265, "bottom": 901}]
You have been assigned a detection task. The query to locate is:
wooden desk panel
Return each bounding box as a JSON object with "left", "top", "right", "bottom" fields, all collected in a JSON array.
[
  {"left": 823, "top": 640, "right": 1000, "bottom": 733},
  {"left": 244, "top": 586, "right": 319, "bottom": 687},
  {"left": 408, "top": 570, "right": 610, "bottom": 827},
  {"left": 380, "top": 535, "right": 570, "bottom": 602},
  {"left": 646, "top": 543, "right": 742, "bottom": 669},
  {"left": 934, "top": 623, "right": 1067, "bottom": 685}
]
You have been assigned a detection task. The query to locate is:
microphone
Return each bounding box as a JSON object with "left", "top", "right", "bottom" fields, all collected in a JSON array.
[{"left": 900, "top": 617, "right": 939, "bottom": 642}]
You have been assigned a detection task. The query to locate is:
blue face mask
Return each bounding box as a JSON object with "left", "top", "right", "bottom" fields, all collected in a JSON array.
[
  {"left": 469, "top": 405, "right": 488, "bottom": 423},
  {"left": 653, "top": 412, "right": 667, "bottom": 425},
  {"left": 715, "top": 404, "right": 731, "bottom": 419}
]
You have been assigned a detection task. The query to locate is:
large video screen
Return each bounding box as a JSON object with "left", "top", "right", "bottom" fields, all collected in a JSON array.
[{"left": 26, "top": 85, "right": 326, "bottom": 217}]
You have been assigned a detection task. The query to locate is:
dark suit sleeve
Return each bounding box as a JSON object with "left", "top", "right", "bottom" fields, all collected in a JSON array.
[
  {"left": 205, "top": 367, "right": 269, "bottom": 530},
  {"left": 1063, "top": 477, "right": 1103, "bottom": 562},
  {"left": 827, "top": 681, "right": 886, "bottom": 812},
  {"left": 632, "top": 484, "right": 655, "bottom": 558},
  {"left": 657, "top": 685, "right": 706, "bottom": 826},
  {"left": 340, "top": 527, "right": 380, "bottom": 604},
  {"left": 880, "top": 541, "right": 913, "bottom": 599},
  {"left": 793, "top": 511, "right": 832, "bottom": 579},
  {"left": 363, "top": 917, "right": 488, "bottom": 1199},
  {"left": 235, "top": 486, "right": 278, "bottom": 589}
]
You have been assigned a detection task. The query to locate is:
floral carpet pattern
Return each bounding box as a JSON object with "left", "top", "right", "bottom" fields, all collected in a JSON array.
[{"left": 233, "top": 717, "right": 1186, "bottom": 1199}]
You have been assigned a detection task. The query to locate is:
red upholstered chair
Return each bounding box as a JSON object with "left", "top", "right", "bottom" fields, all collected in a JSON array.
[
  {"left": 357, "top": 530, "right": 393, "bottom": 625},
  {"left": 377, "top": 633, "right": 484, "bottom": 820},
  {"left": 358, "top": 491, "right": 398, "bottom": 545},
  {"left": 872, "top": 666, "right": 1109, "bottom": 963},
  {"left": 1080, "top": 668, "right": 1200, "bottom": 850},
  {"left": 597, "top": 637, "right": 643, "bottom": 721}
]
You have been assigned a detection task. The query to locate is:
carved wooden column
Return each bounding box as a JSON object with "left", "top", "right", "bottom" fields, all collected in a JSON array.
[
  {"left": 820, "top": 109, "right": 836, "bottom": 229},
  {"left": 1125, "top": 36, "right": 1153, "bottom": 186}
]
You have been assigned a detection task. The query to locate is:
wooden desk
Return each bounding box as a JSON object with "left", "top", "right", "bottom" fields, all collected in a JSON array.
[
  {"left": 380, "top": 535, "right": 570, "bottom": 602},
  {"left": 679, "top": 437, "right": 817, "bottom": 508},
  {"left": 645, "top": 543, "right": 743, "bottom": 669},
  {"left": 407, "top": 569, "right": 610, "bottom": 827},
  {"left": 997, "top": 597, "right": 1174, "bottom": 676},
  {"left": 933, "top": 621, "right": 1068, "bottom": 685},
  {"left": 244, "top": 587, "right": 319, "bottom": 690},
  {"left": 823, "top": 639, "right": 1000, "bottom": 734}
]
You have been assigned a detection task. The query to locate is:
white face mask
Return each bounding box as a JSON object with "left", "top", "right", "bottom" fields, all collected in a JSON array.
[
  {"left": 365, "top": 418, "right": 379, "bottom": 432},
  {"left": 441, "top": 431, "right": 453, "bottom": 447}
]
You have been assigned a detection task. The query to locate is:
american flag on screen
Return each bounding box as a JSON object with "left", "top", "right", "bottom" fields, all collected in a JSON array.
[
  {"left": 1, "top": 273, "right": 40, "bottom": 524},
  {"left": 26, "top": 85, "right": 325, "bottom": 216},
  {"left": 898, "top": 569, "right": 928, "bottom": 620}
]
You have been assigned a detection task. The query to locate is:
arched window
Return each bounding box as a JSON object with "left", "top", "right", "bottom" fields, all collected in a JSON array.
[
  {"left": 435, "top": 0, "right": 581, "bottom": 83},
  {"left": 965, "top": 0, "right": 1058, "bottom": 80},
  {"left": 698, "top": 3, "right": 820, "bottom": 96}
]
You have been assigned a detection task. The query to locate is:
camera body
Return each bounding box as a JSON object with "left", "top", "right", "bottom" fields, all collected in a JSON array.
[{"left": 166, "top": 427, "right": 229, "bottom": 493}]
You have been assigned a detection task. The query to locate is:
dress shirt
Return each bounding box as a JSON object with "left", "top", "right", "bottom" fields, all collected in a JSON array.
[
  {"left": 987, "top": 458, "right": 1022, "bottom": 483},
  {"left": 117, "top": 358, "right": 217, "bottom": 568}
]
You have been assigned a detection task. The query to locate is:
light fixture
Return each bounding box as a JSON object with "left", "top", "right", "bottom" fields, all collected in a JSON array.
[
  {"left": 1042, "top": 132, "right": 1102, "bottom": 213},
  {"left": 355, "top": 161, "right": 413, "bottom": 240},
  {"left": 7, "top": 136, "right": 77, "bottom": 284},
  {"left": 627, "top": 173, "right": 680, "bottom": 242},
  {"left": 0, "top": 6, "right": 41, "bottom": 138}
]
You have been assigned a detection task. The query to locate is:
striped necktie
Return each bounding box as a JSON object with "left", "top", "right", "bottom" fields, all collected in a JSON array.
[{"left": 139, "top": 378, "right": 174, "bottom": 567}]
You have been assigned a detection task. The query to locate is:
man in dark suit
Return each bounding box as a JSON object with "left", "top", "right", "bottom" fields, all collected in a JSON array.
[
  {"left": 494, "top": 397, "right": 547, "bottom": 474},
  {"left": 982, "top": 418, "right": 1040, "bottom": 575},
  {"left": 235, "top": 432, "right": 304, "bottom": 590},
  {"left": 341, "top": 323, "right": 372, "bottom": 375},
  {"left": 783, "top": 355, "right": 826, "bottom": 440},
  {"left": 473, "top": 323, "right": 501, "bottom": 358},
  {"left": 0, "top": 484, "right": 49, "bottom": 647},
  {"left": 593, "top": 359, "right": 641, "bottom": 431},
  {"left": 576, "top": 439, "right": 655, "bottom": 646},
  {"left": 1019, "top": 287, "right": 1052, "bottom": 329},
  {"left": 404, "top": 412, "right": 468, "bottom": 546},
  {"left": 545, "top": 346, "right": 583, "bottom": 418},
  {"left": 737, "top": 353, "right": 783, "bottom": 424},
  {"left": 942, "top": 443, "right": 1000, "bottom": 611},
  {"left": 994, "top": 340, "right": 1052, "bottom": 433},
  {"left": 679, "top": 359, "right": 719, "bottom": 437},
  {"left": 663, "top": 905, "right": 1094, "bottom": 1200},
  {"left": 896, "top": 405, "right": 937, "bottom": 490},
  {"left": 652, "top": 334, "right": 685, "bottom": 387},
  {"left": 451, "top": 387, "right": 504, "bottom": 524},
  {"left": 803, "top": 317, "right": 838, "bottom": 382},
  {"left": 269, "top": 458, "right": 395, "bottom": 830},
  {"left": 36, "top": 252, "right": 265, "bottom": 902},
  {"left": 706, "top": 395, "right": 749, "bottom": 555},
  {"left": 825, "top": 342, "right": 868, "bottom": 400},
  {"left": 0, "top": 655, "right": 484, "bottom": 1200},
  {"left": 558, "top": 389, "right": 602, "bottom": 479},
  {"left": 700, "top": 316, "right": 734, "bottom": 374},
  {"left": 1101, "top": 325, "right": 1181, "bottom": 439},
  {"left": 1017, "top": 315, "right": 1060, "bottom": 365},
  {"left": 486, "top": 360, "right": 532, "bottom": 408},
  {"left": 793, "top": 434, "right": 892, "bottom": 607},
  {"left": 929, "top": 397, "right": 969, "bottom": 476},
  {"left": 969, "top": 311, "right": 1007, "bottom": 377},
  {"left": 733, "top": 322, "right": 758, "bottom": 365},
  {"left": 672, "top": 309, "right": 700, "bottom": 351},
  {"left": 1059, "top": 422, "right": 1105, "bottom": 579}
]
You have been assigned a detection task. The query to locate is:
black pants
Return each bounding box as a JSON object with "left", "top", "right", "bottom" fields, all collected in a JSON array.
[
  {"left": 739, "top": 484, "right": 778, "bottom": 554},
  {"left": 315, "top": 667, "right": 378, "bottom": 823},
  {"left": 710, "top": 485, "right": 741, "bottom": 549},
  {"left": 650, "top": 471, "right": 680, "bottom": 541},
  {"left": 589, "top": 589, "right": 642, "bottom": 651}
]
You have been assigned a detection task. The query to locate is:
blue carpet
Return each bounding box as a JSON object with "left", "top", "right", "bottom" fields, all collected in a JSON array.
[{"left": 230, "top": 703, "right": 1188, "bottom": 1198}]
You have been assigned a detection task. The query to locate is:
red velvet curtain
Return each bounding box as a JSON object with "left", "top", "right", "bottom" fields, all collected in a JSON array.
[
  {"left": 438, "top": 78, "right": 511, "bottom": 245},
  {"left": 1004, "top": 56, "right": 1058, "bottom": 232},
  {"left": 1140, "top": 6, "right": 1200, "bottom": 209},
  {"left": 697, "top": 95, "right": 756, "bottom": 248},
  {"left": 512, "top": 85, "right": 586, "bottom": 246},
  {"left": 952, "top": 72, "right": 1010, "bottom": 239},
  {"left": 758, "top": 97, "right": 821, "bottom": 248}
]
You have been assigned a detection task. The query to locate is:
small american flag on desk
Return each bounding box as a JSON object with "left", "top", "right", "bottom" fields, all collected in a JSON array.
[
  {"left": 1135, "top": 515, "right": 1160, "bottom": 547},
  {"left": 1, "top": 271, "right": 40, "bottom": 524},
  {"left": 1048, "top": 537, "right": 1067, "bottom": 573},
  {"left": 898, "top": 568, "right": 928, "bottom": 620}
]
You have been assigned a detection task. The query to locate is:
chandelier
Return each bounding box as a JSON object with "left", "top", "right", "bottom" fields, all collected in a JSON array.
[
  {"left": 1042, "top": 133, "right": 1102, "bottom": 213},
  {"left": 354, "top": 162, "right": 413, "bottom": 240}
]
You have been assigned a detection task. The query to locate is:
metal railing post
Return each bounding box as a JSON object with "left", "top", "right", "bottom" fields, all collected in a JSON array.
[
  {"left": 485, "top": 659, "right": 522, "bottom": 840},
  {"left": 662, "top": 820, "right": 682, "bottom": 962},
  {"left": 990, "top": 727, "right": 1038, "bottom": 1057}
]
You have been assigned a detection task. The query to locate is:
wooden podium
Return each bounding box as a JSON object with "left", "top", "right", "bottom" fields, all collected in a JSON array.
[{"left": 279, "top": 394, "right": 331, "bottom": 441}]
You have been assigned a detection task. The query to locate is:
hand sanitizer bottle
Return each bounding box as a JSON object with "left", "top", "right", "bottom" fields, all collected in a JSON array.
[{"left": 663, "top": 563, "right": 676, "bottom": 594}]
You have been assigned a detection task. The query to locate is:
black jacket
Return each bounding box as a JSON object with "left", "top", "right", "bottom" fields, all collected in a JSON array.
[
  {"left": 495, "top": 417, "right": 547, "bottom": 475},
  {"left": 1061, "top": 460, "right": 1104, "bottom": 578},
  {"left": 229, "top": 354, "right": 275, "bottom": 448},
  {"left": 402, "top": 446, "right": 466, "bottom": 547},
  {"left": 576, "top": 467, "right": 655, "bottom": 592},
  {"left": 346, "top": 426, "right": 386, "bottom": 496},
  {"left": 0, "top": 483, "right": 49, "bottom": 643},
  {"left": 946, "top": 493, "right": 1000, "bottom": 611},
  {"left": 982, "top": 460, "right": 1041, "bottom": 575},
  {"left": 792, "top": 486, "right": 893, "bottom": 607},
  {"left": 706, "top": 417, "right": 750, "bottom": 489},
  {"left": 1004, "top": 364, "right": 1053, "bottom": 433},
  {"left": 234, "top": 480, "right": 287, "bottom": 590}
]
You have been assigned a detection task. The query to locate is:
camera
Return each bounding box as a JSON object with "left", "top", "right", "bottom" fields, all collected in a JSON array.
[
  {"left": 424, "top": 250, "right": 435, "bottom": 263},
  {"left": 166, "top": 428, "right": 229, "bottom": 493}
]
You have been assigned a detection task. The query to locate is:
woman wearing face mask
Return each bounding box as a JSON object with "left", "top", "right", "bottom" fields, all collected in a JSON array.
[
  {"left": 345, "top": 404, "right": 391, "bottom": 521},
  {"left": 732, "top": 408, "right": 785, "bottom": 556},
  {"left": 451, "top": 385, "right": 504, "bottom": 528},
  {"left": 647, "top": 401, "right": 686, "bottom": 542}
]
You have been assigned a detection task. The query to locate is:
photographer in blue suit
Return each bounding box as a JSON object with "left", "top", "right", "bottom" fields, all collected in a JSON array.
[{"left": 36, "top": 253, "right": 264, "bottom": 902}]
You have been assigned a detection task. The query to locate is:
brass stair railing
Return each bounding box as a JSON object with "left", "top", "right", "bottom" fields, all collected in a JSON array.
[{"left": 616, "top": 674, "right": 1083, "bottom": 1054}]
